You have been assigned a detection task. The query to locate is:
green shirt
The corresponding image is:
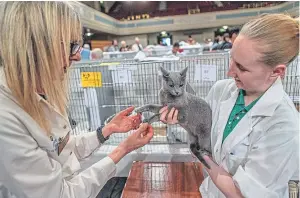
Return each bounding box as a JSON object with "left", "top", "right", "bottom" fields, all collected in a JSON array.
[{"left": 222, "top": 89, "right": 261, "bottom": 143}]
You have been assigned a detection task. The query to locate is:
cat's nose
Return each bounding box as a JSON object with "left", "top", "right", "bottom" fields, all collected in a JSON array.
[{"left": 175, "top": 91, "right": 179, "bottom": 95}]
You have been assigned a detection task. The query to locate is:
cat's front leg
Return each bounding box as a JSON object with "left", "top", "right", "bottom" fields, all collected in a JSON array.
[{"left": 135, "top": 104, "right": 164, "bottom": 114}]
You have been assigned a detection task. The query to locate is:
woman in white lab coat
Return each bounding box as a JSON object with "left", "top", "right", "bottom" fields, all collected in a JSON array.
[
  {"left": 0, "top": 2, "right": 153, "bottom": 198},
  {"left": 161, "top": 14, "right": 299, "bottom": 197}
]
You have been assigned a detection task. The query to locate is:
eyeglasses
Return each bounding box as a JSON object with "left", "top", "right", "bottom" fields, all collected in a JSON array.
[{"left": 70, "top": 43, "right": 81, "bottom": 56}]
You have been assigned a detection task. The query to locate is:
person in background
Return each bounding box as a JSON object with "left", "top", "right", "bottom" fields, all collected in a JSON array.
[
  {"left": 0, "top": 2, "right": 153, "bottom": 198},
  {"left": 119, "top": 41, "right": 128, "bottom": 52},
  {"left": 161, "top": 13, "right": 299, "bottom": 198},
  {"left": 91, "top": 48, "right": 103, "bottom": 60},
  {"left": 187, "top": 35, "right": 196, "bottom": 45},
  {"left": 219, "top": 33, "right": 232, "bottom": 50},
  {"left": 211, "top": 36, "right": 220, "bottom": 51},
  {"left": 80, "top": 47, "right": 91, "bottom": 60},
  {"left": 203, "top": 38, "right": 214, "bottom": 51},
  {"left": 131, "top": 37, "right": 143, "bottom": 52},
  {"left": 166, "top": 42, "right": 181, "bottom": 56},
  {"left": 229, "top": 27, "right": 240, "bottom": 44},
  {"left": 83, "top": 43, "right": 91, "bottom": 50},
  {"left": 107, "top": 39, "right": 119, "bottom": 52}
]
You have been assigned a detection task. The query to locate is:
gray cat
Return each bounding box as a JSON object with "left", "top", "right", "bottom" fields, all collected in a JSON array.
[{"left": 135, "top": 66, "right": 212, "bottom": 169}]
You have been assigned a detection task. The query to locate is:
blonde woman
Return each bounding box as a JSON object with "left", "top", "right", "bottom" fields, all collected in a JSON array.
[
  {"left": 0, "top": 2, "right": 153, "bottom": 198},
  {"left": 161, "top": 14, "right": 299, "bottom": 197}
]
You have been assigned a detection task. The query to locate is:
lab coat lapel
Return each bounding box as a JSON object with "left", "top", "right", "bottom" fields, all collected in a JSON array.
[
  {"left": 221, "top": 114, "right": 252, "bottom": 159},
  {"left": 213, "top": 90, "right": 239, "bottom": 164},
  {"left": 220, "top": 77, "right": 284, "bottom": 160}
]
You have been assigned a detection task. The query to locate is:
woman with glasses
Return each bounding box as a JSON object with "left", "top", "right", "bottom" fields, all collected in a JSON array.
[{"left": 0, "top": 2, "right": 153, "bottom": 198}]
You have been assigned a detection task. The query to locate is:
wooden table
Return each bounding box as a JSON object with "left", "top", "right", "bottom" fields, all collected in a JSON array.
[{"left": 121, "top": 162, "right": 204, "bottom": 198}]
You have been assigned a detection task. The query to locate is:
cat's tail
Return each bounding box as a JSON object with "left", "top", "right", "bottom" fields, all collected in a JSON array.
[{"left": 196, "top": 154, "right": 211, "bottom": 169}]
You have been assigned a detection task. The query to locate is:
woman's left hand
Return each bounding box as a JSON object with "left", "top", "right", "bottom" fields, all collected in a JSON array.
[
  {"left": 106, "top": 106, "right": 142, "bottom": 134},
  {"left": 202, "top": 155, "right": 230, "bottom": 179},
  {"left": 201, "top": 155, "right": 243, "bottom": 198}
]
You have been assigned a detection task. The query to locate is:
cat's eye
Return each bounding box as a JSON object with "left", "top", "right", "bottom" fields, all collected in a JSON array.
[
  {"left": 169, "top": 84, "right": 174, "bottom": 87},
  {"left": 179, "top": 84, "right": 184, "bottom": 87}
]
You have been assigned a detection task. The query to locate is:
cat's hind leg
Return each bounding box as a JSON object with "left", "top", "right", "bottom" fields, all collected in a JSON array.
[{"left": 189, "top": 135, "right": 211, "bottom": 169}]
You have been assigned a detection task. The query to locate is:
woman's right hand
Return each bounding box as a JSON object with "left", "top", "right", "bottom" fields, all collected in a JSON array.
[
  {"left": 119, "top": 123, "right": 154, "bottom": 153},
  {"left": 159, "top": 106, "right": 179, "bottom": 124},
  {"left": 108, "top": 123, "right": 154, "bottom": 164}
]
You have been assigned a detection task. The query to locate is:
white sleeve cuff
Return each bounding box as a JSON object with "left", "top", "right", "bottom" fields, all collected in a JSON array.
[
  {"left": 97, "top": 156, "right": 117, "bottom": 180},
  {"left": 233, "top": 166, "right": 279, "bottom": 198}
]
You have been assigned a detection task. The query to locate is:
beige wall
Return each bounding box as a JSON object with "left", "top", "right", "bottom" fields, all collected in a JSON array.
[{"left": 70, "top": 1, "right": 298, "bottom": 36}]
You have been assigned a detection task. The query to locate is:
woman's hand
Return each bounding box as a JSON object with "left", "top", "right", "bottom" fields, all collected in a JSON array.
[
  {"left": 105, "top": 106, "right": 141, "bottom": 135},
  {"left": 159, "top": 106, "right": 179, "bottom": 124},
  {"left": 201, "top": 155, "right": 244, "bottom": 198},
  {"left": 119, "top": 123, "right": 154, "bottom": 153},
  {"left": 108, "top": 123, "right": 154, "bottom": 164}
]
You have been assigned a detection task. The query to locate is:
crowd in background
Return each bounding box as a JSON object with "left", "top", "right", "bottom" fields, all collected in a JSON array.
[{"left": 81, "top": 27, "right": 240, "bottom": 60}]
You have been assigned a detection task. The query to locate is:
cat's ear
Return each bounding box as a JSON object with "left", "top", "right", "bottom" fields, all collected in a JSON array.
[
  {"left": 160, "top": 66, "right": 170, "bottom": 78},
  {"left": 180, "top": 67, "right": 188, "bottom": 78}
]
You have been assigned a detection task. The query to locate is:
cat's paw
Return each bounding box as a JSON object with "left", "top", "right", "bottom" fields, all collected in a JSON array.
[
  {"left": 199, "top": 149, "right": 212, "bottom": 157},
  {"left": 178, "top": 114, "right": 185, "bottom": 122}
]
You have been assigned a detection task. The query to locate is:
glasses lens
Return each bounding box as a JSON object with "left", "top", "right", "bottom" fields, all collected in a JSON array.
[{"left": 71, "top": 44, "right": 80, "bottom": 55}]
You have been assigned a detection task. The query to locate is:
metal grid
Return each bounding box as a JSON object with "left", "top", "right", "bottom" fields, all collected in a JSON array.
[{"left": 67, "top": 53, "right": 299, "bottom": 145}]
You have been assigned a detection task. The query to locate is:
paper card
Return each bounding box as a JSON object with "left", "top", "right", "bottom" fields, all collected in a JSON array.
[
  {"left": 201, "top": 65, "right": 217, "bottom": 81},
  {"left": 112, "top": 70, "right": 133, "bottom": 84},
  {"left": 108, "top": 64, "right": 137, "bottom": 71},
  {"left": 194, "top": 65, "right": 217, "bottom": 81}
]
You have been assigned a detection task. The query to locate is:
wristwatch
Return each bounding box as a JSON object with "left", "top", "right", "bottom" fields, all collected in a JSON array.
[{"left": 96, "top": 125, "right": 110, "bottom": 144}]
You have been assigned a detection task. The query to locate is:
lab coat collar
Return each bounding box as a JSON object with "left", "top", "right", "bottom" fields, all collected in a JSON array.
[
  {"left": 228, "top": 77, "right": 283, "bottom": 117},
  {"left": 0, "top": 66, "right": 8, "bottom": 89},
  {"left": 251, "top": 77, "right": 284, "bottom": 117}
]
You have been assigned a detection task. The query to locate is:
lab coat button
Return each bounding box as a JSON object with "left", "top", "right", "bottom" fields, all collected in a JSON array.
[{"left": 63, "top": 125, "right": 67, "bottom": 129}]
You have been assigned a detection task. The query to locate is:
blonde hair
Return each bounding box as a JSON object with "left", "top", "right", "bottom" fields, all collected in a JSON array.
[
  {"left": 0, "top": 2, "right": 81, "bottom": 134},
  {"left": 240, "top": 13, "right": 299, "bottom": 67}
]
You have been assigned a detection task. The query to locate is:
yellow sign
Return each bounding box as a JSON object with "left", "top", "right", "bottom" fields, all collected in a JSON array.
[{"left": 81, "top": 72, "right": 102, "bottom": 87}]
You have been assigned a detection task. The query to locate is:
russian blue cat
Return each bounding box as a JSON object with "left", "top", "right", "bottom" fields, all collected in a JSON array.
[{"left": 135, "top": 66, "right": 212, "bottom": 168}]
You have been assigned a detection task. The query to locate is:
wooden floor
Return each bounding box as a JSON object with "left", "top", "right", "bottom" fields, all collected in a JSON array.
[{"left": 121, "top": 162, "right": 204, "bottom": 198}]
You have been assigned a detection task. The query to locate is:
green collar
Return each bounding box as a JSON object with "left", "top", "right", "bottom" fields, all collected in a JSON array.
[{"left": 237, "top": 89, "right": 262, "bottom": 111}]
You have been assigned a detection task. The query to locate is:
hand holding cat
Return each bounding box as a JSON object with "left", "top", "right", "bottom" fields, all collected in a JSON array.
[{"left": 159, "top": 106, "right": 179, "bottom": 124}]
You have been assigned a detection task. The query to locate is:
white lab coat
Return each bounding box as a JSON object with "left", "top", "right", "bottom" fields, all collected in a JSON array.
[
  {"left": 200, "top": 78, "right": 299, "bottom": 198},
  {"left": 0, "top": 67, "right": 116, "bottom": 198}
]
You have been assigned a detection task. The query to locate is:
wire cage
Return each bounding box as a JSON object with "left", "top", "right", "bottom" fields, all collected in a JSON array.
[{"left": 67, "top": 52, "right": 299, "bottom": 146}]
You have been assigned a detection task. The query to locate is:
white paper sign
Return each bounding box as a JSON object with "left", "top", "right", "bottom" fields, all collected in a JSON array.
[
  {"left": 112, "top": 70, "right": 133, "bottom": 84},
  {"left": 194, "top": 65, "right": 217, "bottom": 81},
  {"left": 108, "top": 64, "right": 137, "bottom": 71},
  {"left": 202, "top": 65, "right": 217, "bottom": 81}
]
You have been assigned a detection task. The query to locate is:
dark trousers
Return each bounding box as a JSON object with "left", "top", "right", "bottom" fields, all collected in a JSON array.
[{"left": 97, "top": 177, "right": 127, "bottom": 198}]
